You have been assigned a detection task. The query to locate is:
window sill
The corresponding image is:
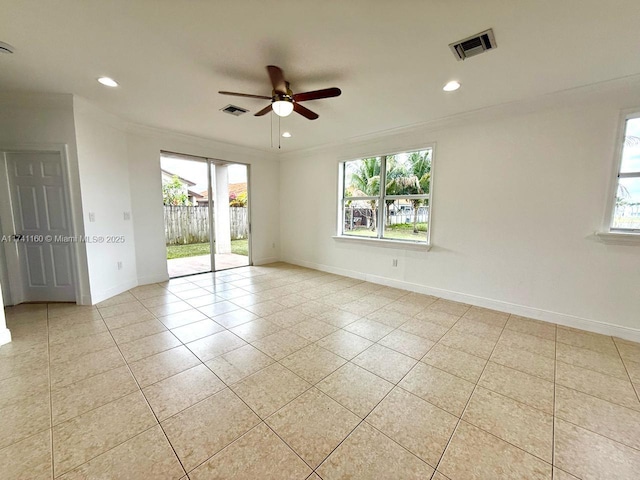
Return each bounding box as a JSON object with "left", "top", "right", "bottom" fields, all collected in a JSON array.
[
  {"left": 332, "top": 235, "right": 431, "bottom": 250},
  {"left": 594, "top": 231, "right": 640, "bottom": 245}
]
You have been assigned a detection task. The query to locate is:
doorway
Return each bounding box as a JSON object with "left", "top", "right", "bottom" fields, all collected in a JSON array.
[
  {"left": 161, "top": 152, "right": 250, "bottom": 278},
  {"left": 0, "top": 149, "right": 77, "bottom": 303}
]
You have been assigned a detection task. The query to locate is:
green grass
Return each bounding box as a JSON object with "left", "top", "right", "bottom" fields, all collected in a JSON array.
[
  {"left": 344, "top": 222, "right": 428, "bottom": 241},
  {"left": 167, "top": 239, "right": 248, "bottom": 259}
]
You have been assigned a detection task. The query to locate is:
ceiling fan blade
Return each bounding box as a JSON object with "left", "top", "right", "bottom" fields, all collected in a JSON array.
[
  {"left": 218, "top": 91, "right": 271, "bottom": 100},
  {"left": 254, "top": 104, "right": 273, "bottom": 116},
  {"left": 294, "top": 102, "right": 319, "bottom": 120},
  {"left": 293, "top": 87, "right": 342, "bottom": 102},
  {"left": 267, "top": 65, "right": 287, "bottom": 94}
]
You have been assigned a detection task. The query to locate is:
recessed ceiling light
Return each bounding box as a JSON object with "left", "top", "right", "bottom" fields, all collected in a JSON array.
[
  {"left": 443, "top": 80, "right": 461, "bottom": 92},
  {"left": 97, "top": 77, "right": 119, "bottom": 87},
  {"left": 282, "top": 132, "right": 292, "bottom": 138}
]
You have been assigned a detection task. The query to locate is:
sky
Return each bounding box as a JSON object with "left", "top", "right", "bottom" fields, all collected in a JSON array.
[
  {"left": 160, "top": 156, "right": 247, "bottom": 194},
  {"left": 620, "top": 118, "right": 640, "bottom": 203}
]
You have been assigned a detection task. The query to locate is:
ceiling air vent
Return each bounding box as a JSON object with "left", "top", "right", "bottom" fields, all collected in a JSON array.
[
  {"left": 449, "top": 29, "right": 496, "bottom": 61},
  {"left": 221, "top": 104, "right": 249, "bottom": 116},
  {"left": 0, "top": 41, "right": 16, "bottom": 54}
]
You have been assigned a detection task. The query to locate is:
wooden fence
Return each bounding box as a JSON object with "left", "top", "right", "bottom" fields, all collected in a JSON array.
[{"left": 164, "top": 206, "right": 248, "bottom": 245}]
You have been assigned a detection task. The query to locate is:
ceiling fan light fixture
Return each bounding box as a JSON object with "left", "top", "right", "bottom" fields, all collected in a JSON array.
[
  {"left": 97, "top": 76, "right": 119, "bottom": 87},
  {"left": 272, "top": 100, "right": 293, "bottom": 117},
  {"left": 443, "top": 80, "right": 461, "bottom": 92},
  {"left": 282, "top": 132, "right": 292, "bottom": 138}
]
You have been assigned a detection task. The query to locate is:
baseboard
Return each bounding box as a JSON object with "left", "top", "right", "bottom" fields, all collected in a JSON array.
[
  {"left": 137, "top": 273, "right": 170, "bottom": 286},
  {"left": 90, "top": 278, "right": 139, "bottom": 305},
  {"left": 286, "top": 258, "right": 640, "bottom": 343},
  {"left": 252, "top": 256, "right": 280, "bottom": 266},
  {"left": 0, "top": 327, "right": 11, "bottom": 346}
]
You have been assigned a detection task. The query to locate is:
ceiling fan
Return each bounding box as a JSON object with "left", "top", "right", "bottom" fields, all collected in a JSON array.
[{"left": 219, "top": 65, "right": 341, "bottom": 120}]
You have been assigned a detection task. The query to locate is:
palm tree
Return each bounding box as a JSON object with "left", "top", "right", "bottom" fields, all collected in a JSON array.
[
  {"left": 387, "top": 151, "right": 431, "bottom": 233},
  {"left": 348, "top": 157, "right": 381, "bottom": 230}
]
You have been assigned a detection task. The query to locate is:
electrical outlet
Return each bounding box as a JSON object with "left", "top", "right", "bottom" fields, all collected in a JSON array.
[
  {"left": 123, "top": 212, "right": 131, "bottom": 221},
  {"left": 117, "top": 261, "right": 123, "bottom": 270},
  {"left": 392, "top": 259, "right": 398, "bottom": 267},
  {"left": 88, "top": 212, "right": 95, "bottom": 222}
]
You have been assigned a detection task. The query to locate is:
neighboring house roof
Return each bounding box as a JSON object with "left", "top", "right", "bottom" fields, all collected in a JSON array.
[
  {"left": 187, "top": 189, "right": 204, "bottom": 199},
  {"left": 161, "top": 168, "right": 197, "bottom": 187},
  {"left": 198, "top": 182, "right": 247, "bottom": 200}
]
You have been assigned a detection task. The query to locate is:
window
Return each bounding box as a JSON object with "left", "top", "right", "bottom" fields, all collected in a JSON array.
[
  {"left": 339, "top": 148, "right": 433, "bottom": 244},
  {"left": 611, "top": 115, "right": 640, "bottom": 232}
]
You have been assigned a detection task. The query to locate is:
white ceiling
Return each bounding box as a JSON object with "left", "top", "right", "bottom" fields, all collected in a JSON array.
[{"left": 1, "top": 0, "right": 640, "bottom": 153}]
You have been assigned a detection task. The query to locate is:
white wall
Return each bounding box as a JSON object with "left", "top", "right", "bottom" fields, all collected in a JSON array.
[
  {"left": 127, "top": 125, "right": 280, "bottom": 285},
  {"left": 0, "top": 94, "right": 91, "bottom": 305},
  {"left": 279, "top": 83, "right": 640, "bottom": 341},
  {"left": 73, "top": 97, "right": 138, "bottom": 303}
]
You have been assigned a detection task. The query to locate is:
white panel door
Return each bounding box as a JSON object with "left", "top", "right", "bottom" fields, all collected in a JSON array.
[{"left": 7, "top": 151, "right": 75, "bottom": 302}]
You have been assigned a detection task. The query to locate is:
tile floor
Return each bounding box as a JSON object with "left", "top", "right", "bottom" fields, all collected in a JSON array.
[{"left": 1, "top": 262, "right": 640, "bottom": 479}]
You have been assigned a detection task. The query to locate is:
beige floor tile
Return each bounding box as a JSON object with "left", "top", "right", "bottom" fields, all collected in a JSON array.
[
  {"left": 555, "top": 385, "right": 640, "bottom": 450},
  {"left": 399, "top": 362, "right": 474, "bottom": 416},
  {"left": 439, "top": 421, "right": 551, "bottom": 480},
  {"left": 186, "top": 330, "right": 247, "bottom": 362},
  {"left": 422, "top": 343, "right": 487, "bottom": 383},
  {"left": 157, "top": 309, "right": 207, "bottom": 329},
  {"left": 553, "top": 468, "right": 580, "bottom": 480},
  {"left": 0, "top": 371, "right": 49, "bottom": 409},
  {"left": 189, "top": 423, "right": 311, "bottom": 480},
  {"left": 175, "top": 287, "right": 212, "bottom": 301},
  {"left": 279, "top": 344, "right": 346, "bottom": 384},
  {"left": 143, "top": 364, "right": 226, "bottom": 421},
  {"left": 367, "top": 387, "right": 457, "bottom": 467},
  {"left": 316, "top": 329, "right": 373, "bottom": 360},
  {"left": 432, "top": 473, "right": 452, "bottom": 480},
  {"left": 263, "top": 308, "right": 309, "bottom": 328},
  {"left": 141, "top": 292, "right": 182, "bottom": 307},
  {"left": 110, "top": 319, "right": 168, "bottom": 345},
  {"left": 266, "top": 388, "right": 360, "bottom": 468},
  {"left": 231, "top": 363, "right": 310, "bottom": 418},
  {"left": 438, "top": 329, "right": 495, "bottom": 359},
  {"left": 102, "top": 310, "right": 156, "bottom": 330},
  {"left": 426, "top": 299, "right": 470, "bottom": 316},
  {"left": 97, "top": 291, "right": 137, "bottom": 308},
  {"left": 414, "top": 309, "right": 460, "bottom": 328},
  {"left": 316, "top": 363, "right": 393, "bottom": 418},
  {"left": 98, "top": 301, "right": 147, "bottom": 319},
  {"left": 197, "top": 300, "right": 240, "bottom": 317},
  {"left": 343, "top": 318, "right": 394, "bottom": 342},
  {"left": 52, "top": 365, "right": 138, "bottom": 425},
  {"left": 0, "top": 392, "right": 50, "bottom": 449},
  {"left": 0, "top": 429, "right": 51, "bottom": 480},
  {"left": 378, "top": 329, "right": 435, "bottom": 359},
  {"left": 505, "top": 315, "right": 556, "bottom": 341},
  {"left": 212, "top": 309, "right": 258, "bottom": 328},
  {"left": 229, "top": 318, "right": 282, "bottom": 342},
  {"left": 170, "top": 319, "right": 225, "bottom": 344},
  {"left": 557, "top": 327, "right": 618, "bottom": 356},
  {"left": 555, "top": 361, "right": 640, "bottom": 411},
  {"left": 615, "top": 339, "right": 640, "bottom": 363},
  {"left": 58, "top": 426, "right": 184, "bottom": 480},
  {"left": 49, "top": 331, "right": 115, "bottom": 365},
  {"left": 463, "top": 387, "right": 553, "bottom": 462},
  {"left": 206, "top": 344, "right": 274, "bottom": 384},
  {"left": 451, "top": 317, "right": 503, "bottom": 341},
  {"left": 0, "top": 349, "right": 48, "bottom": 381},
  {"left": 381, "top": 299, "right": 424, "bottom": 316},
  {"left": 624, "top": 357, "right": 640, "bottom": 384},
  {"left": 50, "top": 346, "right": 125, "bottom": 390},
  {"left": 252, "top": 329, "right": 310, "bottom": 360},
  {"left": 554, "top": 419, "right": 640, "bottom": 480},
  {"left": 499, "top": 329, "right": 556, "bottom": 359},
  {"left": 301, "top": 300, "right": 338, "bottom": 317},
  {"left": 317, "top": 422, "right": 433, "bottom": 479},
  {"left": 490, "top": 342, "right": 555, "bottom": 381},
  {"left": 286, "top": 318, "right": 338, "bottom": 342},
  {"left": 129, "top": 345, "right": 201, "bottom": 387},
  {"left": 366, "top": 309, "right": 410, "bottom": 328},
  {"left": 52, "top": 391, "right": 156, "bottom": 476},
  {"left": 352, "top": 344, "right": 417, "bottom": 383},
  {"left": 479, "top": 361, "right": 554, "bottom": 414},
  {"left": 161, "top": 388, "right": 260, "bottom": 471},
  {"left": 556, "top": 342, "right": 627, "bottom": 379},
  {"left": 245, "top": 300, "right": 287, "bottom": 317},
  {"left": 119, "top": 331, "right": 181, "bottom": 363},
  {"left": 400, "top": 318, "right": 449, "bottom": 342},
  {"left": 462, "top": 306, "right": 509, "bottom": 328},
  {"left": 48, "top": 320, "right": 108, "bottom": 345},
  {"left": 317, "top": 309, "right": 361, "bottom": 328}
]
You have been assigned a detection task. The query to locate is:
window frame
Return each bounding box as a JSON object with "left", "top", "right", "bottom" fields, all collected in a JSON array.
[
  {"left": 337, "top": 146, "right": 435, "bottom": 246},
  {"left": 605, "top": 111, "right": 640, "bottom": 235}
]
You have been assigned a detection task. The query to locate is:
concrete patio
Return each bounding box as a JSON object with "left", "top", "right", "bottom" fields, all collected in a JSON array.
[{"left": 167, "top": 253, "right": 249, "bottom": 277}]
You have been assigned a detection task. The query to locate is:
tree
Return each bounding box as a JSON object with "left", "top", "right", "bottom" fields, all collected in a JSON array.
[
  {"left": 387, "top": 151, "right": 431, "bottom": 233},
  {"left": 348, "top": 157, "right": 381, "bottom": 230},
  {"left": 162, "top": 175, "right": 190, "bottom": 206},
  {"left": 229, "top": 191, "right": 248, "bottom": 207}
]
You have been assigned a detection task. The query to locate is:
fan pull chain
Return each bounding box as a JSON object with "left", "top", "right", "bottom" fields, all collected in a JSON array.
[
  {"left": 270, "top": 111, "right": 273, "bottom": 149},
  {"left": 278, "top": 115, "right": 281, "bottom": 149}
]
